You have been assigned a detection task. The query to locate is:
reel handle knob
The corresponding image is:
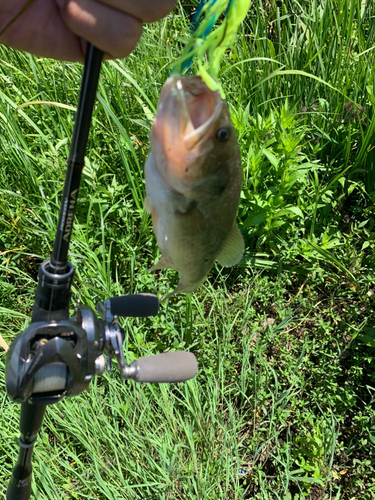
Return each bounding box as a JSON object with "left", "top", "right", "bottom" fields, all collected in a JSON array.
[
  {"left": 97, "top": 294, "right": 159, "bottom": 320},
  {"left": 130, "top": 351, "right": 198, "bottom": 383},
  {"left": 110, "top": 293, "right": 159, "bottom": 317}
]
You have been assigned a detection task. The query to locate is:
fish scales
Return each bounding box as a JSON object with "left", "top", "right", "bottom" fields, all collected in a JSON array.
[{"left": 144, "top": 75, "right": 244, "bottom": 300}]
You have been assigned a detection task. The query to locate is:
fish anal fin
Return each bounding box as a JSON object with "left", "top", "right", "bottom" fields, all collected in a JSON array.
[{"left": 216, "top": 224, "right": 245, "bottom": 267}]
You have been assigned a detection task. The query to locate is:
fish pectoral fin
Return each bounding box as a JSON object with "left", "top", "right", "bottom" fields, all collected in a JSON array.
[
  {"left": 169, "top": 190, "right": 196, "bottom": 215},
  {"left": 216, "top": 224, "right": 245, "bottom": 267},
  {"left": 148, "top": 256, "right": 173, "bottom": 272},
  {"left": 144, "top": 196, "right": 151, "bottom": 214}
]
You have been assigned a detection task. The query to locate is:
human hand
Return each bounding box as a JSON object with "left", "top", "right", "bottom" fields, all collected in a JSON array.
[{"left": 0, "top": 0, "right": 176, "bottom": 62}]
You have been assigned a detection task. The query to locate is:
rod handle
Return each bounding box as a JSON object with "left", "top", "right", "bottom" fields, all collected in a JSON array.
[
  {"left": 6, "top": 404, "right": 46, "bottom": 500},
  {"left": 6, "top": 440, "right": 34, "bottom": 500}
]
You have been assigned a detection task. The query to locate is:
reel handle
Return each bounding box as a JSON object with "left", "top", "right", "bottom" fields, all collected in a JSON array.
[
  {"left": 97, "top": 293, "right": 159, "bottom": 321},
  {"left": 109, "top": 293, "right": 159, "bottom": 317}
]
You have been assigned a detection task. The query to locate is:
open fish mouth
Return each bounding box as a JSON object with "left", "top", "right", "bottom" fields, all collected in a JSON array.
[{"left": 157, "top": 74, "right": 223, "bottom": 151}]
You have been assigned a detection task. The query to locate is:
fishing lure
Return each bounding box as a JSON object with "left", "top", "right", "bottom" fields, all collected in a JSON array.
[{"left": 171, "top": 0, "right": 251, "bottom": 96}]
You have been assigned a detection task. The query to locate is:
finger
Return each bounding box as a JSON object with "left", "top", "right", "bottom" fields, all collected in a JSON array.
[
  {"left": 58, "top": 0, "right": 143, "bottom": 59},
  {"left": 97, "top": 0, "right": 177, "bottom": 24},
  {"left": 0, "top": 0, "right": 83, "bottom": 61}
]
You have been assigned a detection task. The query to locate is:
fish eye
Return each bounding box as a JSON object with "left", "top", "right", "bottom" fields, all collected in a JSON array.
[{"left": 216, "top": 127, "right": 230, "bottom": 142}]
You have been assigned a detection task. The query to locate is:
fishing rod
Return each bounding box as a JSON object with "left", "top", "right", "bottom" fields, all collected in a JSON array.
[{"left": 5, "top": 44, "right": 197, "bottom": 500}]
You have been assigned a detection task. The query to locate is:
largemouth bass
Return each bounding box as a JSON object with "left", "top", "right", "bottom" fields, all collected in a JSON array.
[{"left": 144, "top": 74, "right": 244, "bottom": 300}]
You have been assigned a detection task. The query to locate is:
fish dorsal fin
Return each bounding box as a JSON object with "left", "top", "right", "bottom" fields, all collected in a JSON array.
[{"left": 217, "top": 224, "right": 244, "bottom": 267}]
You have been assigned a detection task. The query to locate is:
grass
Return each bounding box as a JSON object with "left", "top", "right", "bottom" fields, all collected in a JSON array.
[{"left": 1, "top": 0, "right": 375, "bottom": 498}]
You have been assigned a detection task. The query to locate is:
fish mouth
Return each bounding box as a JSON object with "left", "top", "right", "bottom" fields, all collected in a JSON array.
[{"left": 159, "top": 74, "right": 223, "bottom": 151}]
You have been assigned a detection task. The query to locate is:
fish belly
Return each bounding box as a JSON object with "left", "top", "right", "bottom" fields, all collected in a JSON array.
[{"left": 145, "top": 152, "right": 238, "bottom": 298}]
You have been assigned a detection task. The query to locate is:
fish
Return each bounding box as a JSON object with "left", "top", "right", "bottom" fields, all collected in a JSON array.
[{"left": 144, "top": 74, "right": 244, "bottom": 301}]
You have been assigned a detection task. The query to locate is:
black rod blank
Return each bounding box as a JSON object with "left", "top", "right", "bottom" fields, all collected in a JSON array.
[{"left": 50, "top": 45, "right": 103, "bottom": 273}]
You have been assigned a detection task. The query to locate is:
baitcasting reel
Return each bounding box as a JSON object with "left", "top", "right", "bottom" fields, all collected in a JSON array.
[{"left": 6, "top": 262, "right": 197, "bottom": 406}]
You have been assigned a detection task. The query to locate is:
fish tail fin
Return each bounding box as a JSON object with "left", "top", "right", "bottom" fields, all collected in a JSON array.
[
  {"left": 160, "top": 276, "right": 207, "bottom": 302},
  {"left": 160, "top": 285, "right": 184, "bottom": 303},
  {"left": 160, "top": 290, "right": 176, "bottom": 303},
  {"left": 148, "top": 256, "right": 173, "bottom": 272}
]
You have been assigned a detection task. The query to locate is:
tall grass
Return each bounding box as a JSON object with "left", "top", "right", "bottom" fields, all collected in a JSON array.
[{"left": 1, "top": 1, "right": 375, "bottom": 498}]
